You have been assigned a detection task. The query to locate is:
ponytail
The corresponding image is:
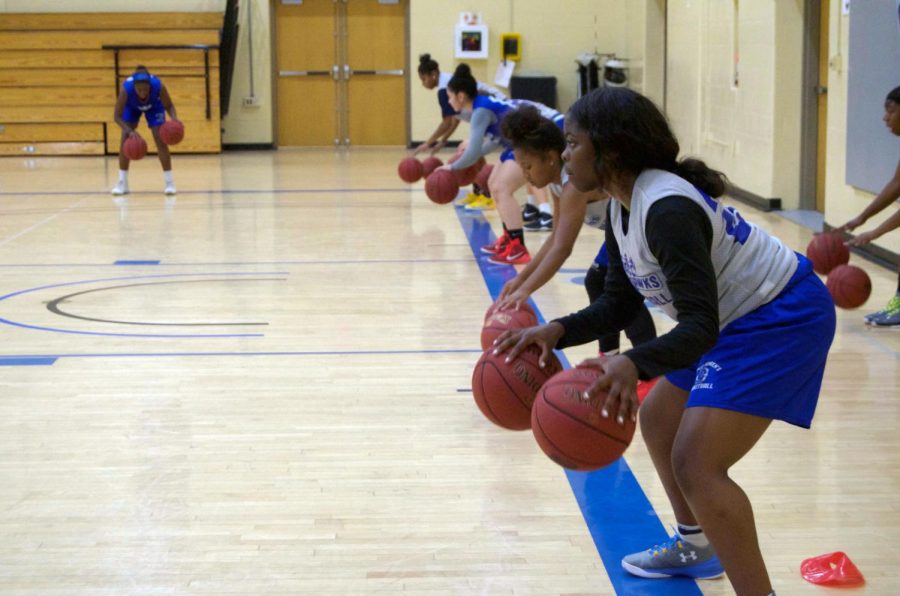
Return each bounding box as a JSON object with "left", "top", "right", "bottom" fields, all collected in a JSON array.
[
  {"left": 417, "top": 53, "right": 439, "bottom": 76},
  {"left": 447, "top": 63, "right": 477, "bottom": 99},
  {"left": 674, "top": 158, "right": 728, "bottom": 198}
]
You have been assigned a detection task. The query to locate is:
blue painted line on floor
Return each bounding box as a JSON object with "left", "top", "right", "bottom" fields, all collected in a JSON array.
[
  {"left": 0, "top": 357, "right": 57, "bottom": 366},
  {"left": 114, "top": 260, "right": 161, "bottom": 266},
  {"left": 455, "top": 208, "right": 701, "bottom": 595}
]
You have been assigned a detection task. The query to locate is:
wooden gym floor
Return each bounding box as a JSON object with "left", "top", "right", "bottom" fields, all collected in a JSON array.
[{"left": 0, "top": 148, "right": 897, "bottom": 594}]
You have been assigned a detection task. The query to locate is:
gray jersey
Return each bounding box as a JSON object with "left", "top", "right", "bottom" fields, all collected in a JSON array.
[{"left": 610, "top": 169, "right": 797, "bottom": 328}]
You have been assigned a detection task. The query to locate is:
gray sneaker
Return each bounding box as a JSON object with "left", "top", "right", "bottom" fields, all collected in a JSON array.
[
  {"left": 621, "top": 532, "right": 725, "bottom": 579},
  {"left": 866, "top": 295, "right": 900, "bottom": 326}
]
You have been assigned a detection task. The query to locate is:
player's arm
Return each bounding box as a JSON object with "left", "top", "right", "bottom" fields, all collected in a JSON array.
[
  {"left": 842, "top": 158, "right": 900, "bottom": 238},
  {"left": 622, "top": 197, "right": 720, "bottom": 379},
  {"left": 448, "top": 109, "right": 492, "bottom": 170},
  {"left": 510, "top": 184, "right": 590, "bottom": 297},
  {"left": 160, "top": 84, "right": 178, "bottom": 121},
  {"left": 417, "top": 116, "right": 457, "bottom": 155},
  {"left": 113, "top": 88, "right": 134, "bottom": 134}
]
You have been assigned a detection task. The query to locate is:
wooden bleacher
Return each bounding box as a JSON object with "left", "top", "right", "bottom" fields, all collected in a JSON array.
[{"left": 0, "top": 12, "right": 222, "bottom": 156}]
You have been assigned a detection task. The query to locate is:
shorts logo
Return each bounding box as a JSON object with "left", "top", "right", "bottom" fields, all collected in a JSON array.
[{"left": 693, "top": 361, "right": 722, "bottom": 390}]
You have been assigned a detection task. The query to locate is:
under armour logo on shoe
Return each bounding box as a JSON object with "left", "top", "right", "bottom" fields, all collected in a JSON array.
[{"left": 680, "top": 551, "right": 698, "bottom": 563}]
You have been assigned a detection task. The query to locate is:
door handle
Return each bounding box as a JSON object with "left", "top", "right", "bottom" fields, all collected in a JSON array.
[
  {"left": 332, "top": 64, "right": 339, "bottom": 80},
  {"left": 344, "top": 64, "right": 351, "bottom": 79},
  {"left": 279, "top": 70, "right": 332, "bottom": 76},
  {"left": 346, "top": 69, "right": 405, "bottom": 76}
]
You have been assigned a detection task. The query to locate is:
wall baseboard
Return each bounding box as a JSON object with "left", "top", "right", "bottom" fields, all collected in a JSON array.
[
  {"left": 408, "top": 140, "right": 462, "bottom": 150},
  {"left": 223, "top": 143, "right": 275, "bottom": 151},
  {"left": 726, "top": 183, "right": 782, "bottom": 212}
]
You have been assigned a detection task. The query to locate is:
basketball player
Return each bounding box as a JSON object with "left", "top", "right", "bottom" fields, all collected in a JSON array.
[
  {"left": 112, "top": 66, "right": 180, "bottom": 196},
  {"left": 838, "top": 85, "right": 900, "bottom": 326},
  {"left": 438, "top": 64, "right": 562, "bottom": 264},
  {"left": 495, "top": 105, "right": 656, "bottom": 356},
  {"left": 494, "top": 87, "right": 836, "bottom": 596}
]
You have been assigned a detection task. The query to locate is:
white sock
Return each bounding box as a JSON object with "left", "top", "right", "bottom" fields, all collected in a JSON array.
[
  {"left": 163, "top": 171, "right": 174, "bottom": 185},
  {"left": 118, "top": 170, "right": 128, "bottom": 183},
  {"left": 677, "top": 523, "right": 710, "bottom": 547},
  {"left": 526, "top": 194, "right": 536, "bottom": 206},
  {"left": 538, "top": 203, "right": 552, "bottom": 215}
]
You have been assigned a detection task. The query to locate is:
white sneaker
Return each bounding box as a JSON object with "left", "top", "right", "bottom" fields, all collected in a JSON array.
[
  {"left": 164, "top": 184, "right": 177, "bottom": 195},
  {"left": 111, "top": 182, "right": 129, "bottom": 196}
]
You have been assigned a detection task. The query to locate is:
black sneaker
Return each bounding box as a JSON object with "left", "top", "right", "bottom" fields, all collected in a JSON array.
[
  {"left": 522, "top": 203, "right": 540, "bottom": 223},
  {"left": 524, "top": 212, "right": 553, "bottom": 231}
]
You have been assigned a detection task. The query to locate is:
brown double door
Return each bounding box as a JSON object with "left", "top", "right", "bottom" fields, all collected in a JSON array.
[{"left": 275, "top": 0, "right": 407, "bottom": 146}]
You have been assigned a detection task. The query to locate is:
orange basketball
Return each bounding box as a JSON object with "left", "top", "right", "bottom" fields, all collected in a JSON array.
[
  {"left": 398, "top": 157, "right": 424, "bottom": 183},
  {"left": 122, "top": 135, "right": 147, "bottom": 161},
  {"left": 455, "top": 157, "right": 486, "bottom": 186},
  {"left": 471, "top": 345, "right": 563, "bottom": 430},
  {"left": 424, "top": 169, "right": 459, "bottom": 204},
  {"left": 421, "top": 156, "right": 443, "bottom": 176},
  {"left": 159, "top": 120, "right": 184, "bottom": 145},
  {"left": 806, "top": 233, "right": 849, "bottom": 275},
  {"left": 826, "top": 264, "right": 871, "bottom": 309},
  {"left": 480, "top": 307, "right": 539, "bottom": 350},
  {"left": 532, "top": 366, "right": 636, "bottom": 471},
  {"left": 484, "top": 299, "right": 536, "bottom": 323}
]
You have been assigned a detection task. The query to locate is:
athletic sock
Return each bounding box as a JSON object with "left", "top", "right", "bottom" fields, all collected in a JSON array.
[
  {"left": 118, "top": 170, "right": 128, "bottom": 183},
  {"left": 677, "top": 524, "right": 710, "bottom": 547},
  {"left": 508, "top": 228, "right": 525, "bottom": 243},
  {"left": 163, "top": 171, "right": 174, "bottom": 185},
  {"left": 538, "top": 202, "right": 552, "bottom": 215}
]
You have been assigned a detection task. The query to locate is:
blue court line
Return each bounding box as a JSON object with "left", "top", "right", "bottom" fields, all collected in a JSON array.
[
  {"left": 455, "top": 207, "right": 701, "bottom": 595},
  {"left": 0, "top": 271, "right": 286, "bottom": 339},
  {"left": 114, "top": 260, "right": 160, "bottom": 266},
  {"left": 0, "top": 188, "right": 414, "bottom": 197},
  {"left": 0, "top": 348, "right": 483, "bottom": 360},
  {"left": 0, "top": 357, "right": 57, "bottom": 366}
]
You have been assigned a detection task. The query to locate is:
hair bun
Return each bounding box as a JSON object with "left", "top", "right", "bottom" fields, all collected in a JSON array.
[
  {"left": 418, "top": 53, "right": 431, "bottom": 64},
  {"left": 454, "top": 63, "right": 472, "bottom": 77}
]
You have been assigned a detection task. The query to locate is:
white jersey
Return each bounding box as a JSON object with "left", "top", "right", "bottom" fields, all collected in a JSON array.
[{"left": 610, "top": 169, "right": 797, "bottom": 328}]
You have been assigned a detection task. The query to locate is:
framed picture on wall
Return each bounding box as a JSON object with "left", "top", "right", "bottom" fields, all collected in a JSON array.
[{"left": 454, "top": 24, "right": 488, "bottom": 59}]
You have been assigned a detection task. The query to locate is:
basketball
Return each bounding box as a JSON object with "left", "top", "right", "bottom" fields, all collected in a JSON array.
[
  {"left": 806, "top": 233, "right": 849, "bottom": 275},
  {"left": 826, "top": 264, "right": 871, "bottom": 309},
  {"left": 532, "top": 366, "right": 636, "bottom": 471},
  {"left": 398, "top": 157, "right": 424, "bottom": 183},
  {"left": 455, "top": 157, "right": 486, "bottom": 186},
  {"left": 122, "top": 135, "right": 147, "bottom": 161},
  {"left": 484, "top": 299, "right": 536, "bottom": 323},
  {"left": 471, "top": 345, "right": 563, "bottom": 430},
  {"left": 421, "top": 156, "right": 443, "bottom": 176},
  {"left": 424, "top": 169, "right": 459, "bottom": 204},
  {"left": 474, "top": 162, "right": 493, "bottom": 191},
  {"left": 159, "top": 120, "right": 184, "bottom": 145},
  {"left": 480, "top": 307, "right": 539, "bottom": 350}
]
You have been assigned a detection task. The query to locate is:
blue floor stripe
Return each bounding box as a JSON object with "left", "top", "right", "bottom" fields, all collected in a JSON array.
[
  {"left": 455, "top": 206, "right": 701, "bottom": 595},
  {"left": 0, "top": 349, "right": 482, "bottom": 360},
  {"left": 0, "top": 357, "right": 57, "bottom": 366},
  {"left": 114, "top": 260, "right": 160, "bottom": 266}
]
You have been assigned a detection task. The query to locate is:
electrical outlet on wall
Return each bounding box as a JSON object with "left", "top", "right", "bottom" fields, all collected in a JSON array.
[{"left": 243, "top": 96, "right": 261, "bottom": 108}]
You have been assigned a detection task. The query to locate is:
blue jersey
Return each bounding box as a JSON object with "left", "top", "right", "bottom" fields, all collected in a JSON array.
[{"left": 124, "top": 75, "right": 163, "bottom": 114}]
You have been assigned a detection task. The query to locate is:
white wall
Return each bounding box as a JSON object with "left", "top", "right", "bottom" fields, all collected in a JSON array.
[{"left": 665, "top": 0, "right": 804, "bottom": 209}]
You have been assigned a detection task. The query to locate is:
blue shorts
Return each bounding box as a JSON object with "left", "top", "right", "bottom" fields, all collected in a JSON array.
[
  {"left": 592, "top": 243, "right": 609, "bottom": 267},
  {"left": 123, "top": 105, "right": 166, "bottom": 128},
  {"left": 665, "top": 255, "right": 835, "bottom": 428}
]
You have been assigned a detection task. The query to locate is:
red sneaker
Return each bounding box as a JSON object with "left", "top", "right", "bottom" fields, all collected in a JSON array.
[
  {"left": 481, "top": 233, "right": 510, "bottom": 255},
  {"left": 489, "top": 238, "right": 531, "bottom": 265}
]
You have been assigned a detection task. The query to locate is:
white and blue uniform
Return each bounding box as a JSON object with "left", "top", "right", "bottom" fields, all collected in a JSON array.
[
  {"left": 451, "top": 96, "right": 564, "bottom": 169},
  {"left": 610, "top": 170, "right": 836, "bottom": 427},
  {"left": 436, "top": 73, "right": 505, "bottom": 118},
  {"left": 122, "top": 74, "right": 166, "bottom": 128}
]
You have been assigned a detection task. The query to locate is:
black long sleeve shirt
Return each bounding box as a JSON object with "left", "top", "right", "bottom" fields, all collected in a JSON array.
[{"left": 554, "top": 196, "right": 720, "bottom": 379}]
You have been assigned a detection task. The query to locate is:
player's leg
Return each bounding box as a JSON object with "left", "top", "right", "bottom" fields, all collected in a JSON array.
[
  {"left": 485, "top": 157, "right": 530, "bottom": 264},
  {"left": 148, "top": 111, "right": 175, "bottom": 195}
]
